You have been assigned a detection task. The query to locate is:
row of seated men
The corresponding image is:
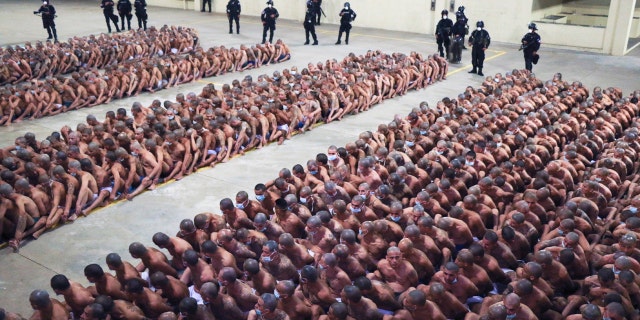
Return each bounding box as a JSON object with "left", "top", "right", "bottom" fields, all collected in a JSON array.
[
  {"left": 0, "top": 25, "right": 198, "bottom": 86},
  {"left": 15, "top": 70, "right": 640, "bottom": 319},
  {"left": 0, "top": 35, "right": 293, "bottom": 125},
  {"left": 0, "top": 50, "right": 448, "bottom": 251}
]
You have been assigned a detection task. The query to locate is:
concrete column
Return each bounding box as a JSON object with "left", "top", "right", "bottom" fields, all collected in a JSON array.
[{"left": 603, "top": 0, "right": 636, "bottom": 55}]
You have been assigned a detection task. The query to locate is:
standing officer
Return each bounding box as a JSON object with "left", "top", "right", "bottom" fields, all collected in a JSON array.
[
  {"left": 335, "top": 2, "right": 356, "bottom": 45},
  {"left": 456, "top": 6, "right": 469, "bottom": 48},
  {"left": 34, "top": 1, "right": 58, "bottom": 42},
  {"left": 451, "top": 13, "right": 467, "bottom": 63},
  {"left": 521, "top": 23, "right": 541, "bottom": 72},
  {"left": 303, "top": 1, "right": 318, "bottom": 45},
  {"left": 312, "top": 0, "right": 323, "bottom": 25},
  {"left": 226, "top": 0, "right": 241, "bottom": 34},
  {"left": 134, "top": 0, "right": 147, "bottom": 30},
  {"left": 468, "top": 21, "right": 490, "bottom": 76},
  {"left": 117, "top": 0, "right": 133, "bottom": 31},
  {"left": 435, "top": 9, "right": 453, "bottom": 59},
  {"left": 201, "top": 0, "right": 211, "bottom": 12},
  {"left": 261, "top": 1, "right": 279, "bottom": 44},
  {"left": 101, "top": 0, "right": 121, "bottom": 33}
]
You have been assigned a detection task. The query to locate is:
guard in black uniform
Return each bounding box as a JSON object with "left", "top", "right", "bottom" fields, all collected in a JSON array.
[
  {"left": 450, "top": 13, "right": 466, "bottom": 63},
  {"left": 134, "top": 0, "right": 147, "bottom": 30},
  {"left": 468, "top": 21, "right": 490, "bottom": 76},
  {"left": 201, "top": 0, "right": 211, "bottom": 12},
  {"left": 261, "top": 0, "right": 279, "bottom": 44},
  {"left": 34, "top": 1, "right": 58, "bottom": 42},
  {"left": 456, "top": 6, "right": 469, "bottom": 49},
  {"left": 312, "top": 0, "right": 323, "bottom": 25},
  {"left": 521, "top": 23, "right": 541, "bottom": 72},
  {"left": 435, "top": 9, "right": 453, "bottom": 58},
  {"left": 335, "top": 2, "right": 356, "bottom": 45},
  {"left": 226, "top": 0, "right": 241, "bottom": 34},
  {"left": 303, "top": 1, "right": 318, "bottom": 45},
  {"left": 101, "top": 0, "right": 120, "bottom": 33},
  {"left": 117, "top": 0, "right": 133, "bottom": 31}
]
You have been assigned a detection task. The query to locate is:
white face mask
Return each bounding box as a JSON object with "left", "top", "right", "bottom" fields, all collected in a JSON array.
[
  {"left": 528, "top": 29, "right": 533, "bottom": 33},
  {"left": 477, "top": 27, "right": 481, "bottom": 31},
  {"left": 443, "top": 15, "right": 448, "bottom": 19}
]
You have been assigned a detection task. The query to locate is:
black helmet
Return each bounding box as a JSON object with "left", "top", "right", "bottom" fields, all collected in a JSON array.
[
  {"left": 344, "top": 2, "right": 350, "bottom": 7},
  {"left": 441, "top": 9, "right": 449, "bottom": 15},
  {"left": 477, "top": 21, "right": 484, "bottom": 28},
  {"left": 458, "top": 6, "right": 465, "bottom": 12},
  {"left": 266, "top": 0, "right": 273, "bottom": 4},
  {"left": 306, "top": 0, "right": 312, "bottom": 8},
  {"left": 528, "top": 22, "right": 538, "bottom": 30}
]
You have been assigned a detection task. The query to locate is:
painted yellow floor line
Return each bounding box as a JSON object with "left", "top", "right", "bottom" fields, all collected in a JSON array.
[
  {"left": 447, "top": 50, "right": 507, "bottom": 76},
  {"left": 196, "top": 79, "right": 223, "bottom": 85}
]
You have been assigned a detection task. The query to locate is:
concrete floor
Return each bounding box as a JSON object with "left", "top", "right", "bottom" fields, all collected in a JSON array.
[{"left": 1, "top": 0, "right": 639, "bottom": 316}]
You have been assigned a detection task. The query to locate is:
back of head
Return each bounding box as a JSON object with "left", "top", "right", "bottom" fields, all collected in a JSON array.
[
  {"left": 179, "top": 297, "right": 199, "bottom": 315},
  {"left": 261, "top": 293, "right": 278, "bottom": 312},
  {"left": 150, "top": 271, "right": 169, "bottom": 288},
  {"left": 50, "top": 274, "right": 71, "bottom": 291},
  {"left": 94, "top": 295, "right": 114, "bottom": 313},
  {"left": 84, "top": 264, "right": 105, "bottom": 279},
  {"left": 129, "top": 242, "right": 147, "bottom": 257},
  {"left": 329, "top": 302, "right": 349, "bottom": 320},
  {"left": 29, "top": 290, "right": 50, "bottom": 309},
  {"left": 125, "top": 278, "right": 145, "bottom": 294},
  {"left": 183, "top": 249, "right": 200, "bottom": 266},
  {"left": 106, "top": 252, "right": 123, "bottom": 267},
  {"left": 343, "top": 285, "right": 362, "bottom": 303}
]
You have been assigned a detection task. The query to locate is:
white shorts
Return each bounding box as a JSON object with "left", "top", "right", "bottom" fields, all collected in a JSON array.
[{"left": 189, "top": 285, "right": 204, "bottom": 305}]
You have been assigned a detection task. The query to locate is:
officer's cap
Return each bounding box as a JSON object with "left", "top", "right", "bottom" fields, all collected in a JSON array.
[{"left": 528, "top": 22, "right": 538, "bottom": 30}]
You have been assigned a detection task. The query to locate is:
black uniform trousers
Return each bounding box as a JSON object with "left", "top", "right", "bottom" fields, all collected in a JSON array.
[
  {"left": 304, "top": 21, "right": 317, "bottom": 43},
  {"left": 524, "top": 51, "right": 535, "bottom": 71},
  {"left": 228, "top": 14, "right": 239, "bottom": 33},
  {"left": 314, "top": 4, "right": 322, "bottom": 24},
  {"left": 338, "top": 23, "right": 351, "bottom": 43},
  {"left": 202, "top": 0, "right": 211, "bottom": 12},
  {"left": 471, "top": 45, "right": 485, "bottom": 69},
  {"left": 135, "top": 10, "right": 147, "bottom": 30},
  {"left": 262, "top": 23, "right": 275, "bottom": 43},
  {"left": 42, "top": 17, "right": 57, "bottom": 39},
  {"left": 119, "top": 12, "right": 132, "bottom": 30},
  {"left": 437, "top": 35, "right": 450, "bottom": 57},
  {"left": 103, "top": 10, "right": 120, "bottom": 32}
]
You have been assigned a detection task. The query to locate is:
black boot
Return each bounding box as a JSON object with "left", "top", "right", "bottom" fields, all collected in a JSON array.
[
  {"left": 312, "top": 39, "right": 318, "bottom": 45},
  {"left": 47, "top": 29, "right": 53, "bottom": 40},
  {"left": 52, "top": 27, "right": 58, "bottom": 42},
  {"left": 335, "top": 40, "right": 341, "bottom": 45},
  {"left": 477, "top": 68, "right": 484, "bottom": 76},
  {"left": 468, "top": 68, "right": 477, "bottom": 74},
  {"left": 304, "top": 39, "right": 310, "bottom": 45}
]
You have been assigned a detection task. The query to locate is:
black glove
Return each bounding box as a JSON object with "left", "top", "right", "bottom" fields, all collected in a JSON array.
[{"left": 33, "top": 11, "right": 39, "bottom": 14}]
